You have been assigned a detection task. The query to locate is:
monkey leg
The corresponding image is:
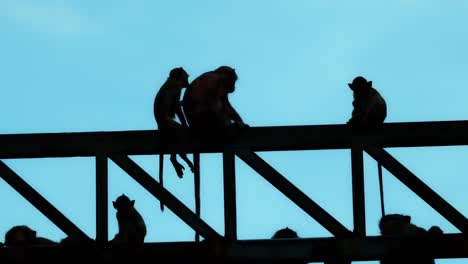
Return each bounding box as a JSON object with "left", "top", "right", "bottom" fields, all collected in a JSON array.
[
  {"left": 179, "top": 153, "right": 194, "bottom": 172},
  {"left": 170, "top": 154, "right": 185, "bottom": 178}
]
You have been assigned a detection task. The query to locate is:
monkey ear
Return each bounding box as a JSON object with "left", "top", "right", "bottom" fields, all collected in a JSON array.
[
  {"left": 368, "top": 81, "right": 373, "bottom": 87},
  {"left": 112, "top": 201, "right": 117, "bottom": 209},
  {"left": 404, "top": 215, "right": 411, "bottom": 223},
  {"left": 32, "top": 230, "right": 37, "bottom": 237},
  {"left": 131, "top": 200, "right": 135, "bottom": 206}
]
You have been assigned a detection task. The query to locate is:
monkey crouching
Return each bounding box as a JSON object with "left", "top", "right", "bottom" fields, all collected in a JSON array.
[
  {"left": 379, "top": 214, "right": 443, "bottom": 264},
  {"left": 4, "top": 225, "right": 57, "bottom": 247}
]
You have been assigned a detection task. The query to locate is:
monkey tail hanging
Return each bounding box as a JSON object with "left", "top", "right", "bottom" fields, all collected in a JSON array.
[
  {"left": 378, "top": 162, "right": 385, "bottom": 217},
  {"left": 159, "top": 154, "right": 164, "bottom": 211},
  {"left": 193, "top": 153, "right": 201, "bottom": 242}
]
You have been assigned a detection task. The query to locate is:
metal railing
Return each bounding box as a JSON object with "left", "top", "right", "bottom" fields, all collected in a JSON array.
[{"left": 1, "top": 120, "right": 468, "bottom": 261}]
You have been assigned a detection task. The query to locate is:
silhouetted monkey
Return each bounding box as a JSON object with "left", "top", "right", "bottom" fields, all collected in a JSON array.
[
  {"left": 271, "top": 227, "right": 350, "bottom": 264},
  {"left": 379, "top": 214, "right": 443, "bottom": 264},
  {"left": 271, "top": 227, "right": 299, "bottom": 239},
  {"left": 154, "top": 67, "right": 194, "bottom": 178},
  {"left": 4, "top": 225, "right": 57, "bottom": 247},
  {"left": 347, "top": 76, "right": 387, "bottom": 127},
  {"left": 112, "top": 194, "right": 147, "bottom": 244},
  {"left": 183, "top": 66, "right": 247, "bottom": 141}
]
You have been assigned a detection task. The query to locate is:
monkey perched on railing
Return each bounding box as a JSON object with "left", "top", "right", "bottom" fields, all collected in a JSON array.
[
  {"left": 347, "top": 76, "right": 387, "bottom": 128},
  {"left": 379, "top": 214, "right": 443, "bottom": 264},
  {"left": 4, "top": 225, "right": 57, "bottom": 247},
  {"left": 111, "top": 194, "right": 147, "bottom": 244},
  {"left": 154, "top": 67, "right": 194, "bottom": 179},
  {"left": 183, "top": 66, "right": 248, "bottom": 142}
]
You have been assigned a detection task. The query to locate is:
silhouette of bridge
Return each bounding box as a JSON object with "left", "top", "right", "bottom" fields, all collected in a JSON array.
[{"left": 1, "top": 121, "right": 467, "bottom": 262}]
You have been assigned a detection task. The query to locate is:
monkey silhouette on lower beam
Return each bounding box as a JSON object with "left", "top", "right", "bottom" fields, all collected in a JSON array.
[
  {"left": 111, "top": 194, "right": 147, "bottom": 245},
  {"left": 271, "top": 227, "right": 299, "bottom": 239},
  {"left": 379, "top": 214, "right": 443, "bottom": 264},
  {"left": 4, "top": 225, "right": 57, "bottom": 247},
  {"left": 271, "top": 227, "right": 350, "bottom": 264}
]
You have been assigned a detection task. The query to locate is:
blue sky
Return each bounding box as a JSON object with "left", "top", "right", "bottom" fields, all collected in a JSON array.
[{"left": 1, "top": 1, "right": 468, "bottom": 263}]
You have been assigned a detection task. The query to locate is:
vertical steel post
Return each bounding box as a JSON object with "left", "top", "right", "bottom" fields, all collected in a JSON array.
[{"left": 96, "top": 154, "right": 108, "bottom": 243}]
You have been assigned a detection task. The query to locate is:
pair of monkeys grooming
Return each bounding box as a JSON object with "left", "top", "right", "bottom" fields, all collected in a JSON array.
[{"left": 153, "top": 66, "right": 247, "bottom": 179}]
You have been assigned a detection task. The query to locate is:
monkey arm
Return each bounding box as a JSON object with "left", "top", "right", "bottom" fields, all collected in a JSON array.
[
  {"left": 175, "top": 101, "right": 189, "bottom": 128},
  {"left": 223, "top": 96, "right": 245, "bottom": 126},
  {"left": 348, "top": 100, "right": 365, "bottom": 125}
]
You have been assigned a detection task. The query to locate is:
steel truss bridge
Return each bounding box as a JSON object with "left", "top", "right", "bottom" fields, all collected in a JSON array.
[{"left": 0, "top": 121, "right": 467, "bottom": 262}]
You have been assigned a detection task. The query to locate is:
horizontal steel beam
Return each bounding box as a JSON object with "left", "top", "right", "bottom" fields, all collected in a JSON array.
[
  {"left": 0, "top": 234, "right": 467, "bottom": 262},
  {"left": 2, "top": 120, "right": 468, "bottom": 158}
]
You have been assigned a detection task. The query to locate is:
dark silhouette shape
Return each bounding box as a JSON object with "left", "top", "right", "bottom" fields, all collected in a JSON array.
[
  {"left": 271, "top": 227, "right": 349, "bottom": 264},
  {"left": 270, "top": 227, "right": 305, "bottom": 264},
  {"left": 111, "top": 194, "right": 147, "bottom": 244},
  {"left": 4, "top": 225, "right": 57, "bottom": 247},
  {"left": 379, "top": 214, "right": 443, "bottom": 264},
  {"left": 59, "top": 235, "right": 94, "bottom": 246},
  {"left": 271, "top": 227, "right": 298, "bottom": 239},
  {"left": 154, "top": 67, "right": 194, "bottom": 178},
  {"left": 182, "top": 66, "right": 248, "bottom": 141},
  {"left": 347, "top": 76, "right": 387, "bottom": 128}
]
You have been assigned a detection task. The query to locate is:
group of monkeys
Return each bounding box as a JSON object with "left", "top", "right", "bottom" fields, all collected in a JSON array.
[
  {"left": 272, "top": 215, "right": 443, "bottom": 264},
  {"left": 154, "top": 66, "right": 248, "bottom": 178},
  {"left": 154, "top": 65, "right": 388, "bottom": 178},
  {"left": 1, "top": 67, "right": 393, "bottom": 261},
  {"left": 1, "top": 194, "right": 146, "bottom": 247},
  {"left": 1, "top": 197, "right": 443, "bottom": 264}
]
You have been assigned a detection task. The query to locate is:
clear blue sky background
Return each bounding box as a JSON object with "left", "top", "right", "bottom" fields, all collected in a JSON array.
[{"left": 1, "top": 1, "right": 468, "bottom": 263}]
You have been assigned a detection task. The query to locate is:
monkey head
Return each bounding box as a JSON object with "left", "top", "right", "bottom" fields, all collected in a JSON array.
[
  {"left": 215, "top": 66, "right": 238, "bottom": 93},
  {"left": 5, "top": 225, "right": 37, "bottom": 247},
  {"left": 379, "top": 214, "right": 412, "bottom": 236},
  {"left": 348, "top": 76, "right": 372, "bottom": 95},
  {"left": 113, "top": 194, "right": 135, "bottom": 214},
  {"left": 169, "top": 67, "right": 189, "bottom": 88},
  {"left": 272, "top": 227, "right": 299, "bottom": 239}
]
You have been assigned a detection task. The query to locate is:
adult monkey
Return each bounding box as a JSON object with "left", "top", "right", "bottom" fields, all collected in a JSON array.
[
  {"left": 154, "top": 67, "right": 194, "bottom": 175},
  {"left": 4, "top": 225, "right": 57, "bottom": 247},
  {"left": 379, "top": 214, "right": 443, "bottom": 264},
  {"left": 154, "top": 67, "right": 194, "bottom": 211},
  {"left": 183, "top": 66, "right": 247, "bottom": 139},
  {"left": 183, "top": 66, "right": 247, "bottom": 241}
]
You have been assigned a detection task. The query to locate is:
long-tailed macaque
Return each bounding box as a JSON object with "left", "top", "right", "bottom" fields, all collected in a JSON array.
[
  {"left": 154, "top": 67, "right": 194, "bottom": 178},
  {"left": 4, "top": 225, "right": 57, "bottom": 247},
  {"left": 271, "top": 227, "right": 349, "bottom": 264},
  {"left": 347, "top": 76, "right": 387, "bottom": 127},
  {"left": 182, "top": 66, "right": 247, "bottom": 138},
  {"left": 379, "top": 214, "right": 443, "bottom": 264},
  {"left": 111, "top": 194, "right": 147, "bottom": 244}
]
